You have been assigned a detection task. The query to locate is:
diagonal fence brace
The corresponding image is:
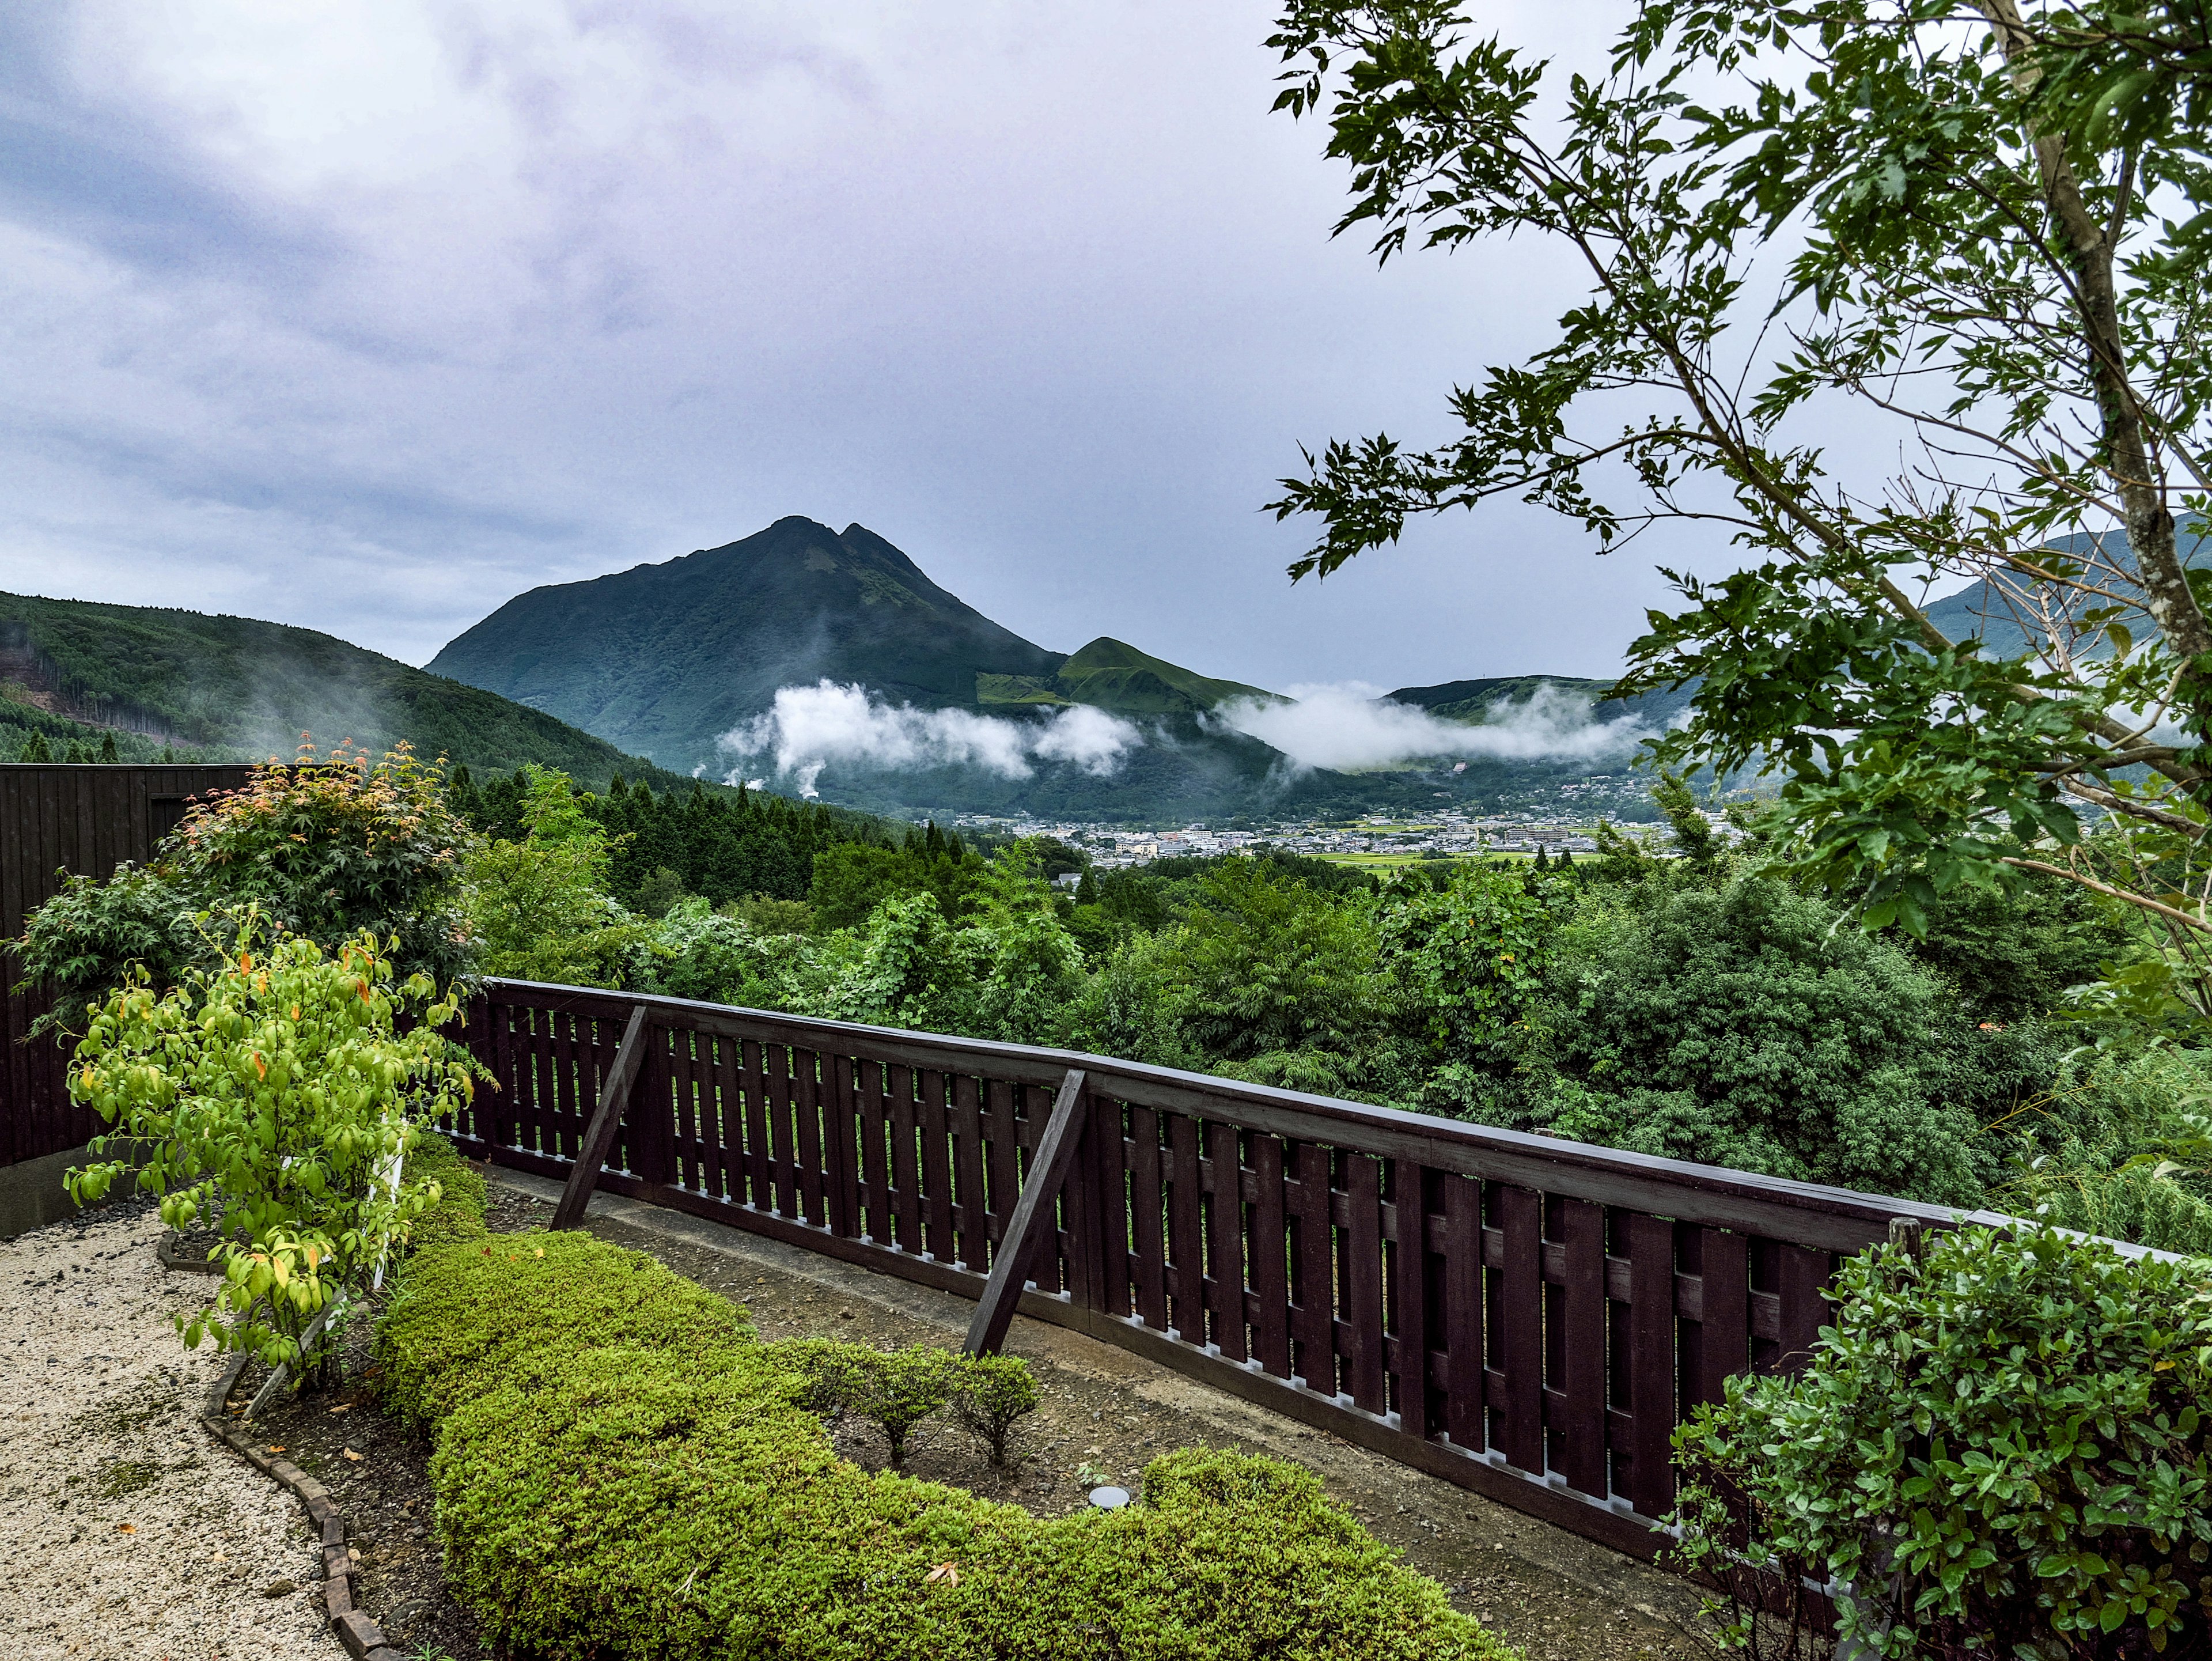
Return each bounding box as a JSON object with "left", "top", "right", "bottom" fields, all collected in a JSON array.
[
  {"left": 964, "top": 1068, "right": 1087, "bottom": 1358},
  {"left": 551, "top": 1003, "right": 650, "bottom": 1231}
]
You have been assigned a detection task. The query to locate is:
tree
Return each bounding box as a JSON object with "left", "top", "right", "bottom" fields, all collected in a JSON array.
[
  {"left": 461, "top": 766, "right": 645, "bottom": 986},
  {"left": 1264, "top": 0, "right": 2212, "bottom": 1007},
  {"left": 66, "top": 920, "right": 477, "bottom": 1383}
]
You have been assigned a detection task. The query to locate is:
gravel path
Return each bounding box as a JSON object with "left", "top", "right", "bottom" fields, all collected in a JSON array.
[{"left": 0, "top": 1202, "right": 343, "bottom": 1661}]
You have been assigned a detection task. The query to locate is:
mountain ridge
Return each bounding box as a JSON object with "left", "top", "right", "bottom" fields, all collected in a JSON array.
[{"left": 0, "top": 588, "right": 710, "bottom": 793}]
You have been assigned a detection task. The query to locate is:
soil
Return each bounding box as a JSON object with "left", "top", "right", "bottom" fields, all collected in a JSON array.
[{"left": 233, "top": 1172, "right": 1724, "bottom": 1661}]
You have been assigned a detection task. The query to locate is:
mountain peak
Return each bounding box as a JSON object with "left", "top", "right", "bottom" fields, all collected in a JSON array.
[{"left": 427, "top": 518, "right": 1063, "bottom": 770}]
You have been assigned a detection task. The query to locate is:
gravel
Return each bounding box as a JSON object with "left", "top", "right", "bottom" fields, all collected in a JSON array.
[{"left": 0, "top": 1201, "right": 343, "bottom": 1661}]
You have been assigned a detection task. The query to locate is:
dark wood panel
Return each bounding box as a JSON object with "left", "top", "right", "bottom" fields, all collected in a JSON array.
[
  {"left": 1344, "top": 1152, "right": 1386, "bottom": 1416},
  {"left": 1556, "top": 1196, "right": 1609, "bottom": 1499},
  {"left": 1496, "top": 1185, "right": 1544, "bottom": 1474}
]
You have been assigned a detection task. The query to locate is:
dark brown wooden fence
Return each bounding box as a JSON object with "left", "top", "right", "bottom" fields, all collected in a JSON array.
[
  {"left": 0, "top": 764, "right": 263, "bottom": 1167},
  {"left": 454, "top": 977, "right": 2014, "bottom": 1561}
]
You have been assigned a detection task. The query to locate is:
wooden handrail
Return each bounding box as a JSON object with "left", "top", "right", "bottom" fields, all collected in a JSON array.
[{"left": 476, "top": 976, "right": 2014, "bottom": 1254}]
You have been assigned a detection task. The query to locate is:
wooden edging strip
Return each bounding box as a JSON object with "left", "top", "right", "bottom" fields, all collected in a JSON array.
[{"left": 192, "top": 1346, "right": 408, "bottom": 1661}]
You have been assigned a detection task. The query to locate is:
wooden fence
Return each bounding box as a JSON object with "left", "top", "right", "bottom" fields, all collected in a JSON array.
[
  {"left": 452, "top": 978, "right": 2011, "bottom": 1561},
  {"left": 0, "top": 764, "right": 263, "bottom": 1168}
]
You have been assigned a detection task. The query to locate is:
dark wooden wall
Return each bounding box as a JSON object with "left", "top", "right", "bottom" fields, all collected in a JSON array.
[{"left": 0, "top": 764, "right": 261, "bottom": 1167}]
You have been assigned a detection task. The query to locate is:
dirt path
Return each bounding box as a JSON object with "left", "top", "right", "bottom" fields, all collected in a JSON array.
[{"left": 0, "top": 1202, "right": 341, "bottom": 1661}]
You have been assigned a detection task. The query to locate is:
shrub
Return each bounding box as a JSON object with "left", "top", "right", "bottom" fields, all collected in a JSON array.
[
  {"left": 954, "top": 1352, "right": 1041, "bottom": 1468},
  {"left": 402, "top": 1132, "right": 488, "bottom": 1252},
  {"left": 64, "top": 920, "right": 477, "bottom": 1378},
  {"left": 373, "top": 1231, "right": 755, "bottom": 1427},
  {"left": 387, "top": 1237, "right": 1516, "bottom": 1661},
  {"left": 767, "top": 1340, "right": 1041, "bottom": 1469},
  {"left": 14, "top": 744, "right": 477, "bottom": 1036},
  {"left": 1669, "top": 1223, "right": 2212, "bottom": 1659}
]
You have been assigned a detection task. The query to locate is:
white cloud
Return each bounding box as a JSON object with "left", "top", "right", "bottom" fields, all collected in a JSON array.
[
  {"left": 720, "top": 679, "right": 1142, "bottom": 797},
  {"left": 1211, "top": 681, "right": 1646, "bottom": 771}
]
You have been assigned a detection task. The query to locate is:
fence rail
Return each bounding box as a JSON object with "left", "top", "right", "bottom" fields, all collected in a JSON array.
[{"left": 453, "top": 977, "right": 2005, "bottom": 1561}]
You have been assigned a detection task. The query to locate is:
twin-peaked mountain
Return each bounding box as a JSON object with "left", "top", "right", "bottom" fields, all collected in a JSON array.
[
  {"left": 426, "top": 517, "right": 1661, "bottom": 819},
  {"left": 430, "top": 517, "right": 1279, "bottom": 772}
]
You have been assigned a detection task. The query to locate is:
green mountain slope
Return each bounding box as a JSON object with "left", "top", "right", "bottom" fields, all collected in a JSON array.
[
  {"left": 978, "top": 636, "right": 1281, "bottom": 718},
  {"left": 1385, "top": 673, "right": 1699, "bottom": 729},
  {"left": 0, "top": 590, "right": 691, "bottom": 790},
  {"left": 429, "top": 517, "right": 1066, "bottom": 770}
]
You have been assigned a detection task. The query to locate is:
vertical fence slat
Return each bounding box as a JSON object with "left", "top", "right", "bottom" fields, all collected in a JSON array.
[
  {"left": 1497, "top": 1184, "right": 1544, "bottom": 1474},
  {"left": 1080, "top": 1092, "right": 1123, "bottom": 1315},
  {"left": 1557, "top": 1197, "right": 1609, "bottom": 1499},
  {"left": 1344, "top": 1152, "right": 1386, "bottom": 1416},
  {"left": 1628, "top": 1213, "right": 1678, "bottom": 1516},
  {"left": 922, "top": 1068, "right": 955, "bottom": 1262},
  {"left": 1204, "top": 1121, "right": 1247, "bottom": 1361},
  {"left": 857, "top": 1059, "right": 889, "bottom": 1239},
  {"left": 1443, "top": 1172, "right": 1482, "bottom": 1451},
  {"left": 984, "top": 1078, "right": 1020, "bottom": 1267},
  {"left": 826, "top": 1054, "right": 861, "bottom": 1239},
  {"left": 889, "top": 1064, "right": 923, "bottom": 1252},
  {"left": 1166, "top": 1113, "right": 1205, "bottom": 1340},
  {"left": 1389, "top": 1161, "right": 1431, "bottom": 1435},
  {"left": 1248, "top": 1132, "right": 1290, "bottom": 1378},
  {"left": 1775, "top": 1243, "right": 1831, "bottom": 1374},
  {"left": 792, "top": 1047, "right": 825, "bottom": 1227},
  {"left": 954, "top": 1073, "right": 989, "bottom": 1272},
  {"left": 1695, "top": 1227, "right": 1749, "bottom": 1409},
  {"left": 1130, "top": 1105, "right": 1168, "bottom": 1330},
  {"left": 1293, "top": 1141, "right": 1336, "bottom": 1397}
]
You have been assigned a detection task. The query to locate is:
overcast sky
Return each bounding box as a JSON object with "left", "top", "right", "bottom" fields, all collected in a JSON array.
[{"left": 0, "top": 0, "right": 1718, "bottom": 694}]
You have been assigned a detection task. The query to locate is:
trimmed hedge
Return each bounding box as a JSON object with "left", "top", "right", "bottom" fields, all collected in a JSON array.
[
  {"left": 403, "top": 1130, "right": 490, "bottom": 1252},
  {"left": 377, "top": 1234, "right": 1518, "bottom": 1661}
]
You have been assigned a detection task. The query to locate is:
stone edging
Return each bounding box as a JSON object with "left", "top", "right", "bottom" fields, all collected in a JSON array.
[
  {"left": 158, "top": 1229, "right": 226, "bottom": 1274},
  {"left": 196, "top": 1346, "right": 405, "bottom": 1661}
]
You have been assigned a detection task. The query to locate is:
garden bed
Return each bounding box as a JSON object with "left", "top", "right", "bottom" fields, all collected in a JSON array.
[{"left": 224, "top": 1169, "right": 1713, "bottom": 1661}]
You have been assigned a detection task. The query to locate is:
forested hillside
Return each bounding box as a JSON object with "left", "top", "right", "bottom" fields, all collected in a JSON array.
[{"left": 0, "top": 588, "right": 713, "bottom": 792}]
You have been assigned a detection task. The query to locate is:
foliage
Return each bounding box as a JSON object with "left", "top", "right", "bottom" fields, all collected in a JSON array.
[
  {"left": 173, "top": 743, "right": 477, "bottom": 985},
  {"left": 2005, "top": 1048, "right": 2212, "bottom": 1255},
  {"left": 768, "top": 1340, "right": 967, "bottom": 1466},
  {"left": 953, "top": 1353, "right": 1042, "bottom": 1469},
  {"left": 1156, "top": 860, "right": 1397, "bottom": 1094},
  {"left": 1670, "top": 1224, "right": 2212, "bottom": 1659},
  {"left": 384, "top": 1234, "right": 1515, "bottom": 1661},
  {"left": 1378, "top": 862, "right": 1556, "bottom": 1115},
  {"left": 374, "top": 1229, "right": 756, "bottom": 1428},
  {"left": 403, "top": 1131, "right": 490, "bottom": 1253},
  {"left": 460, "top": 765, "right": 650, "bottom": 985},
  {"left": 961, "top": 847, "right": 1087, "bottom": 1045},
  {"left": 13, "top": 862, "right": 199, "bottom": 1039},
  {"left": 14, "top": 745, "right": 478, "bottom": 1038},
  {"left": 1528, "top": 877, "right": 2055, "bottom": 1203},
  {"left": 64, "top": 920, "right": 476, "bottom": 1376},
  {"left": 1262, "top": 0, "right": 2212, "bottom": 1010}
]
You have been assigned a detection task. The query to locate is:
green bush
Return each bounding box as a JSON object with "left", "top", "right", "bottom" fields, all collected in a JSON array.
[
  {"left": 402, "top": 1132, "right": 488, "bottom": 1251},
  {"left": 767, "top": 1340, "right": 1041, "bottom": 1469},
  {"left": 1670, "top": 1223, "right": 2212, "bottom": 1659},
  {"left": 373, "top": 1231, "right": 755, "bottom": 1428},
  {"left": 385, "top": 1236, "right": 1515, "bottom": 1661},
  {"left": 954, "top": 1353, "right": 1041, "bottom": 1469}
]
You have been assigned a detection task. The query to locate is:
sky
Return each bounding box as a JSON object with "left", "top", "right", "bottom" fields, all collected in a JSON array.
[{"left": 0, "top": 0, "right": 1717, "bottom": 694}]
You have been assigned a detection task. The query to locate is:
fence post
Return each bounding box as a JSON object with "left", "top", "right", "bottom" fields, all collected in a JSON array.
[
  {"left": 551, "top": 1004, "right": 650, "bottom": 1231},
  {"left": 964, "top": 1068, "right": 1086, "bottom": 1357}
]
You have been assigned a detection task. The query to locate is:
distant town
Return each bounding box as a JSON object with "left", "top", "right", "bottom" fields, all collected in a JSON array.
[{"left": 949, "top": 800, "right": 1737, "bottom": 872}]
